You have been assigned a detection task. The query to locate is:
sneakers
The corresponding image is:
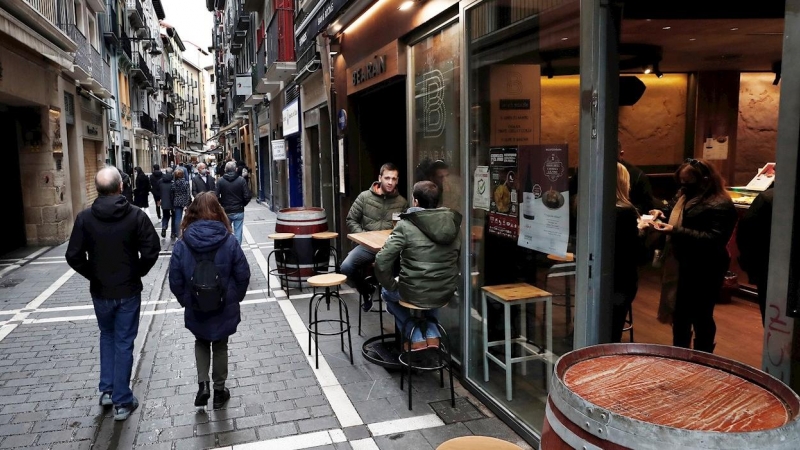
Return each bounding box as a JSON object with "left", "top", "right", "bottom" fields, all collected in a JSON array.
[
  {"left": 195, "top": 381, "right": 210, "bottom": 407},
  {"left": 213, "top": 387, "right": 230, "bottom": 409},
  {"left": 161, "top": 229, "right": 166, "bottom": 238},
  {"left": 99, "top": 392, "right": 112, "bottom": 408},
  {"left": 113, "top": 396, "right": 139, "bottom": 421},
  {"left": 426, "top": 337, "right": 440, "bottom": 349},
  {"left": 361, "top": 293, "right": 373, "bottom": 313}
]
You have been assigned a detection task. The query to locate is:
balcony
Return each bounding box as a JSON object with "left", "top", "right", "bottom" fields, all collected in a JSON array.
[
  {"left": 167, "top": 102, "right": 175, "bottom": 117},
  {"left": 62, "top": 24, "right": 112, "bottom": 97},
  {"left": 126, "top": 0, "right": 146, "bottom": 30},
  {"left": 134, "top": 111, "right": 157, "bottom": 135},
  {"left": 159, "top": 102, "right": 168, "bottom": 117},
  {"left": 162, "top": 72, "right": 173, "bottom": 91},
  {"left": 130, "top": 51, "right": 154, "bottom": 89},
  {"left": 120, "top": 29, "right": 133, "bottom": 63},
  {"left": 260, "top": 7, "right": 295, "bottom": 98},
  {"left": 101, "top": 9, "right": 120, "bottom": 47},
  {"left": 231, "top": 0, "right": 249, "bottom": 46},
  {"left": 15, "top": 0, "right": 78, "bottom": 52}
]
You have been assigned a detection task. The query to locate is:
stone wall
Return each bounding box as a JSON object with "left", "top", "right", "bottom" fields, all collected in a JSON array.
[
  {"left": 540, "top": 74, "right": 688, "bottom": 168},
  {"left": 736, "top": 73, "right": 779, "bottom": 186}
]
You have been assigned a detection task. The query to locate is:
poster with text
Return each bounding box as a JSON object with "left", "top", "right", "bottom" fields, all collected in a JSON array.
[
  {"left": 488, "top": 147, "right": 519, "bottom": 239},
  {"left": 517, "top": 144, "right": 570, "bottom": 256},
  {"left": 473, "top": 166, "right": 490, "bottom": 210},
  {"left": 490, "top": 64, "right": 541, "bottom": 147}
]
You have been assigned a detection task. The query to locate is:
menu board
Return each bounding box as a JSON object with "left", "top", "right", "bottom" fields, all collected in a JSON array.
[
  {"left": 490, "top": 65, "right": 541, "bottom": 146},
  {"left": 517, "top": 144, "right": 570, "bottom": 256},
  {"left": 488, "top": 147, "right": 519, "bottom": 239}
]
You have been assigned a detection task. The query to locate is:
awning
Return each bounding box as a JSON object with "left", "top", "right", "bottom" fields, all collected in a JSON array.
[{"left": 206, "top": 119, "right": 242, "bottom": 143}]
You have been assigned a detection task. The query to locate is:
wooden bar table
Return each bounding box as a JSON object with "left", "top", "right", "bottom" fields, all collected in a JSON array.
[{"left": 347, "top": 229, "right": 392, "bottom": 253}]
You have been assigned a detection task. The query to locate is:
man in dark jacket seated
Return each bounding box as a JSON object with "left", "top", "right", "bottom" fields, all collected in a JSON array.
[{"left": 374, "top": 181, "right": 462, "bottom": 351}]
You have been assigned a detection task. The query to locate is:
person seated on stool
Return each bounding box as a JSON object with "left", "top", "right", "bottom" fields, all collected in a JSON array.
[
  {"left": 374, "top": 181, "right": 462, "bottom": 351},
  {"left": 343, "top": 163, "right": 408, "bottom": 312}
]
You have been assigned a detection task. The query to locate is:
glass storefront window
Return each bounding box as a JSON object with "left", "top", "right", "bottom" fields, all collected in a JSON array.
[
  {"left": 409, "top": 20, "right": 463, "bottom": 361},
  {"left": 465, "top": 0, "right": 580, "bottom": 434}
]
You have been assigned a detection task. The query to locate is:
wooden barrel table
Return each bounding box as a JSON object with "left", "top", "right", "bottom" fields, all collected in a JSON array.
[
  {"left": 541, "top": 343, "right": 800, "bottom": 449},
  {"left": 275, "top": 207, "right": 328, "bottom": 287}
]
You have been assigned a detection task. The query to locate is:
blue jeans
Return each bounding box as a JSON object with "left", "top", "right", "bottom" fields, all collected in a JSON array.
[
  {"left": 161, "top": 209, "right": 172, "bottom": 235},
  {"left": 173, "top": 207, "right": 184, "bottom": 237},
  {"left": 382, "top": 288, "right": 440, "bottom": 344},
  {"left": 92, "top": 295, "right": 141, "bottom": 406},
  {"left": 228, "top": 212, "right": 244, "bottom": 244},
  {"left": 341, "top": 245, "right": 377, "bottom": 292}
]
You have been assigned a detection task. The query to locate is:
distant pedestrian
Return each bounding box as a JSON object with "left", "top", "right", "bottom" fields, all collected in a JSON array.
[
  {"left": 159, "top": 167, "right": 176, "bottom": 238},
  {"left": 133, "top": 167, "right": 151, "bottom": 209},
  {"left": 192, "top": 163, "right": 216, "bottom": 198},
  {"left": 168, "top": 192, "right": 250, "bottom": 410},
  {"left": 172, "top": 167, "right": 192, "bottom": 238},
  {"left": 118, "top": 168, "right": 133, "bottom": 203},
  {"left": 65, "top": 167, "right": 160, "bottom": 421},
  {"left": 150, "top": 164, "right": 164, "bottom": 219},
  {"left": 215, "top": 161, "right": 251, "bottom": 244}
]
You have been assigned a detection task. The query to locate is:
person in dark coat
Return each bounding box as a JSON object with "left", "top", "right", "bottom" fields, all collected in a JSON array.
[
  {"left": 192, "top": 163, "right": 216, "bottom": 198},
  {"left": 159, "top": 167, "right": 175, "bottom": 238},
  {"left": 216, "top": 161, "right": 252, "bottom": 244},
  {"left": 118, "top": 168, "right": 133, "bottom": 203},
  {"left": 133, "top": 167, "right": 150, "bottom": 209},
  {"left": 150, "top": 165, "right": 164, "bottom": 219},
  {"left": 612, "top": 163, "right": 643, "bottom": 342},
  {"left": 649, "top": 158, "right": 737, "bottom": 353},
  {"left": 171, "top": 168, "right": 192, "bottom": 238},
  {"left": 65, "top": 167, "right": 160, "bottom": 420},
  {"left": 169, "top": 192, "right": 250, "bottom": 410},
  {"left": 736, "top": 186, "right": 774, "bottom": 325}
]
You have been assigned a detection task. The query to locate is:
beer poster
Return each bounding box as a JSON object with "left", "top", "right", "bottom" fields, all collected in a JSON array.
[
  {"left": 517, "top": 144, "right": 570, "bottom": 256},
  {"left": 488, "top": 147, "right": 519, "bottom": 239}
]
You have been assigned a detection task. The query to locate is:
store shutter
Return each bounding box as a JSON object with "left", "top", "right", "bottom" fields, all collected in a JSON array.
[{"left": 84, "top": 140, "right": 98, "bottom": 206}]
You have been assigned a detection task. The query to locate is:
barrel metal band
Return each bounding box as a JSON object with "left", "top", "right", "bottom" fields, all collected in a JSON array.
[{"left": 544, "top": 401, "right": 603, "bottom": 450}]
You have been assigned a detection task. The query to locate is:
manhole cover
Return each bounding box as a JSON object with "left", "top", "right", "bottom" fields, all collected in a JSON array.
[
  {"left": 430, "top": 397, "right": 485, "bottom": 424},
  {"left": 0, "top": 279, "right": 23, "bottom": 288}
]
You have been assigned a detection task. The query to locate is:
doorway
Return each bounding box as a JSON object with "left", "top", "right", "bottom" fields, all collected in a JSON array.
[{"left": 0, "top": 109, "right": 26, "bottom": 254}]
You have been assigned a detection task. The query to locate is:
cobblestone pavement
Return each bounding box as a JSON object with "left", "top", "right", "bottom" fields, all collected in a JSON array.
[{"left": 0, "top": 201, "right": 531, "bottom": 450}]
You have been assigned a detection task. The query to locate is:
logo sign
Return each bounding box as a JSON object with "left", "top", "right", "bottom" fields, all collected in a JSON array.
[
  {"left": 235, "top": 76, "right": 252, "bottom": 97},
  {"left": 282, "top": 99, "right": 300, "bottom": 136},
  {"left": 421, "top": 69, "right": 445, "bottom": 138},
  {"left": 338, "top": 109, "right": 347, "bottom": 131},
  {"left": 352, "top": 55, "right": 386, "bottom": 86}
]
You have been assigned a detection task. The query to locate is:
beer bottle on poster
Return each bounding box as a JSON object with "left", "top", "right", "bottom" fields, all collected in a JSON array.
[{"left": 523, "top": 161, "right": 535, "bottom": 220}]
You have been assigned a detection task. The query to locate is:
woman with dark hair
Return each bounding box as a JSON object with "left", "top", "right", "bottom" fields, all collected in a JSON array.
[
  {"left": 649, "top": 158, "right": 737, "bottom": 353},
  {"left": 133, "top": 167, "right": 151, "bottom": 209},
  {"left": 168, "top": 192, "right": 250, "bottom": 410},
  {"left": 171, "top": 168, "right": 192, "bottom": 237}
]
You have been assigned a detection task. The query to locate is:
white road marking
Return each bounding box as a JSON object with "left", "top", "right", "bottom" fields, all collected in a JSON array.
[
  {"left": 367, "top": 414, "right": 445, "bottom": 437},
  {"left": 0, "top": 269, "right": 75, "bottom": 343}
]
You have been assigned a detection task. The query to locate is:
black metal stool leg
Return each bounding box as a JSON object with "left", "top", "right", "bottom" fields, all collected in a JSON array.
[
  {"left": 334, "top": 291, "right": 354, "bottom": 365},
  {"left": 307, "top": 293, "right": 321, "bottom": 356},
  {"left": 336, "top": 288, "right": 345, "bottom": 352},
  {"left": 379, "top": 297, "right": 385, "bottom": 344}
]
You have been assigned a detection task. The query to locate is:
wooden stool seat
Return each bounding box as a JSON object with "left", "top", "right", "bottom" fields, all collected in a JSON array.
[
  {"left": 311, "top": 231, "right": 339, "bottom": 239},
  {"left": 268, "top": 232, "right": 295, "bottom": 240},
  {"left": 437, "top": 436, "right": 523, "bottom": 450},
  {"left": 398, "top": 300, "right": 430, "bottom": 310},
  {"left": 482, "top": 283, "right": 552, "bottom": 302},
  {"left": 547, "top": 252, "right": 574, "bottom": 262},
  {"left": 308, "top": 273, "right": 347, "bottom": 287}
]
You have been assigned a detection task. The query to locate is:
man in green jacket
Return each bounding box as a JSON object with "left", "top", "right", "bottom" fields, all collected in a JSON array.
[
  {"left": 343, "top": 163, "right": 408, "bottom": 311},
  {"left": 375, "top": 181, "right": 462, "bottom": 351}
]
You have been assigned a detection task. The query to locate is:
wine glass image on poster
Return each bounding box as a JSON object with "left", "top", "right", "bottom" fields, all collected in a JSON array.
[
  {"left": 488, "top": 147, "right": 520, "bottom": 239},
  {"left": 517, "top": 144, "right": 570, "bottom": 256}
]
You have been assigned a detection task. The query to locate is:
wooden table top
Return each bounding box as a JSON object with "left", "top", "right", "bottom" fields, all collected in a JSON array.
[
  {"left": 482, "top": 283, "right": 552, "bottom": 302},
  {"left": 347, "top": 229, "right": 392, "bottom": 252},
  {"left": 565, "top": 354, "right": 789, "bottom": 432},
  {"left": 437, "top": 436, "right": 523, "bottom": 450},
  {"left": 311, "top": 231, "right": 339, "bottom": 240},
  {"left": 268, "top": 233, "right": 295, "bottom": 240}
]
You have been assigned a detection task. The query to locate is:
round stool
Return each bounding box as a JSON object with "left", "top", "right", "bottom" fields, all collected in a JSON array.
[
  {"left": 307, "top": 273, "right": 353, "bottom": 369},
  {"left": 311, "top": 231, "right": 340, "bottom": 276},
  {"left": 397, "top": 300, "right": 455, "bottom": 411},
  {"left": 267, "top": 233, "right": 299, "bottom": 298},
  {"left": 436, "top": 436, "right": 524, "bottom": 450}
]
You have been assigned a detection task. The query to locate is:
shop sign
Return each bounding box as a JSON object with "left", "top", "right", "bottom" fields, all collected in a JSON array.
[
  {"left": 236, "top": 75, "right": 252, "bottom": 97},
  {"left": 352, "top": 55, "right": 386, "bottom": 86},
  {"left": 272, "top": 139, "right": 286, "bottom": 161},
  {"left": 295, "top": 0, "right": 349, "bottom": 56},
  {"left": 282, "top": 99, "right": 300, "bottom": 136},
  {"left": 490, "top": 64, "right": 541, "bottom": 146},
  {"left": 83, "top": 121, "right": 103, "bottom": 141}
]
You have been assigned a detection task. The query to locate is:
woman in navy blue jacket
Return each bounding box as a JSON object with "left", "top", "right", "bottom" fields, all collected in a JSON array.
[{"left": 169, "top": 192, "right": 250, "bottom": 410}]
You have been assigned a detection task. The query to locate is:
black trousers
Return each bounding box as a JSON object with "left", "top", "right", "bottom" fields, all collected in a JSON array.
[{"left": 672, "top": 270, "right": 725, "bottom": 353}]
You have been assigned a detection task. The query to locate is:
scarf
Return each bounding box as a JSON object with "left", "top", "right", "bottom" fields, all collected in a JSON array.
[{"left": 657, "top": 195, "right": 686, "bottom": 324}]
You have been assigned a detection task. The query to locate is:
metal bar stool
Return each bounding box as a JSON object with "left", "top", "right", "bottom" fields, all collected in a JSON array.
[
  {"left": 267, "top": 233, "right": 301, "bottom": 299},
  {"left": 307, "top": 273, "right": 353, "bottom": 369},
  {"left": 311, "top": 231, "right": 340, "bottom": 274},
  {"left": 358, "top": 269, "right": 385, "bottom": 337},
  {"left": 397, "top": 300, "right": 455, "bottom": 411}
]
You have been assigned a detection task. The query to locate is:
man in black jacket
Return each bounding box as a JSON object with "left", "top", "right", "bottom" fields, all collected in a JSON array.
[
  {"left": 191, "top": 162, "right": 216, "bottom": 198},
  {"left": 66, "top": 167, "right": 160, "bottom": 421},
  {"left": 737, "top": 187, "right": 774, "bottom": 325},
  {"left": 216, "top": 161, "right": 251, "bottom": 243},
  {"left": 149, "top": 164, "right": 164, "bottom": 219}
]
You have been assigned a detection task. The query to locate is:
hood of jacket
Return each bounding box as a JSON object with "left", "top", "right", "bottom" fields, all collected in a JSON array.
[
  {"left": 161, "top": 173, "right": 174, "bottom": 183},
  {"left": 91, "top": 195, "right": 134, "bottom": 222},
  {"left": 223, "top": 172, "right": 240, "bottom": 182},
  {"left": 151, "top": 170, "right": 163, "bottom": 180},
  {"left": 370, "top": 181, "right": 401, "bottom": 198},
  {"left": 182, "top": 220, "right": 230, "bottom": 253},
  {"left": 402, "top": 208, "right": 462, "bottom": 245}
]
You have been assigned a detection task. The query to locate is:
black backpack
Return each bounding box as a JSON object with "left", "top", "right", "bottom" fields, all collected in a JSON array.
[{"left": 188, "top": 248, "right": 224, "bottom": 312}]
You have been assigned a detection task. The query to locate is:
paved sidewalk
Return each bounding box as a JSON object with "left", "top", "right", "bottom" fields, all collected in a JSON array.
[{"left": 0, "top": 202, "right": 531, "bottom": 450}]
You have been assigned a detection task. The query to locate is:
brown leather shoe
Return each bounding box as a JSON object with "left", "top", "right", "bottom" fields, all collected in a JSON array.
[
  {"left": 403, "top": 341, "right": 428, "bottom": 352},
  {"left": 426, "top": 338, "right": 440, "bottom": 349}
]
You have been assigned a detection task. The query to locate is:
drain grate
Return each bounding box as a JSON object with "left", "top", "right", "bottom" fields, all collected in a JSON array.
[
  {"left": 0, "top": 279, "right": 23, "bottom": 288},
  {"left": 430, "top": 397, "right": 485, "bottom": 424}
]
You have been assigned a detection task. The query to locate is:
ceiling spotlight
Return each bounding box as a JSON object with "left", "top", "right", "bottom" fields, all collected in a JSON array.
[
  {"left": 662, "top": 26, "right": 671, "bottom": 30},
  {"left": 398, "top": 0, "right": 415, "bottom": 10},
  {"left": 643, "top": 65, "right": 652, "bottom": 74},
  {"left": 689, "top": 38, "right": 696, "bottom": 41},
  {"left": 653, "top": 63, "right": 663, "bottom": 78},
  {"left": 731, "top": 27, "right": 739, "bottom": 31},
  {"left": 561, "top": 37, "right": 569, "bottom": 41},
  {"left": 773, "top": 60, "right": 782, "bottom": 85}
]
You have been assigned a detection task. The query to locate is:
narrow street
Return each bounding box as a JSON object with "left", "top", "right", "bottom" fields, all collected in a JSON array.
[{"left": 0, "top": 203, "right": 529, "bottom": 450}]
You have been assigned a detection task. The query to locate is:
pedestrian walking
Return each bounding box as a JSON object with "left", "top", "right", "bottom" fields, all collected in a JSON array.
[
  {"left": 159, "top": 167, "right": 175, "bottom": 238},
  {"left": 65, "top": 167, "right": 160, "bottom": 421},
  {"left": 118, "top": 168, "right": 133, "bottom": 203},
  {"left": 172, "top": 167, "right": 192, "bottom": 237},
  {"left": 192, "top": 163, "right": 216, "bottom": 198},
  {"left": 215, "top": 161, "right": 251, "bottom": 244},
  {"left": 150, "top": 164, "right": 164, "bottom": 219},
  {"left": 168, "top": 192, "right": 250, "bottom": 410},
  {"left": 133, "top": 167, "right": 151, "bottom": 209}
]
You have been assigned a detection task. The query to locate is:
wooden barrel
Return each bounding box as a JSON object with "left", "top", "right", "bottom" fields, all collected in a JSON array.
[
  {"left": 541, "top": 343, "right": 800, "bottom": 449},
  {"left": 275, "top": 207, "right": 328, "bottom": 286}
]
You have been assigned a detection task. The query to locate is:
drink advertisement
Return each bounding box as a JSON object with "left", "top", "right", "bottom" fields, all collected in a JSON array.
[
  {"left": 517, "top": 144, "right": 570, "bottom": 256},
  {"left": 488, "top": 147, "right": 519, "bottom": 239}
]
